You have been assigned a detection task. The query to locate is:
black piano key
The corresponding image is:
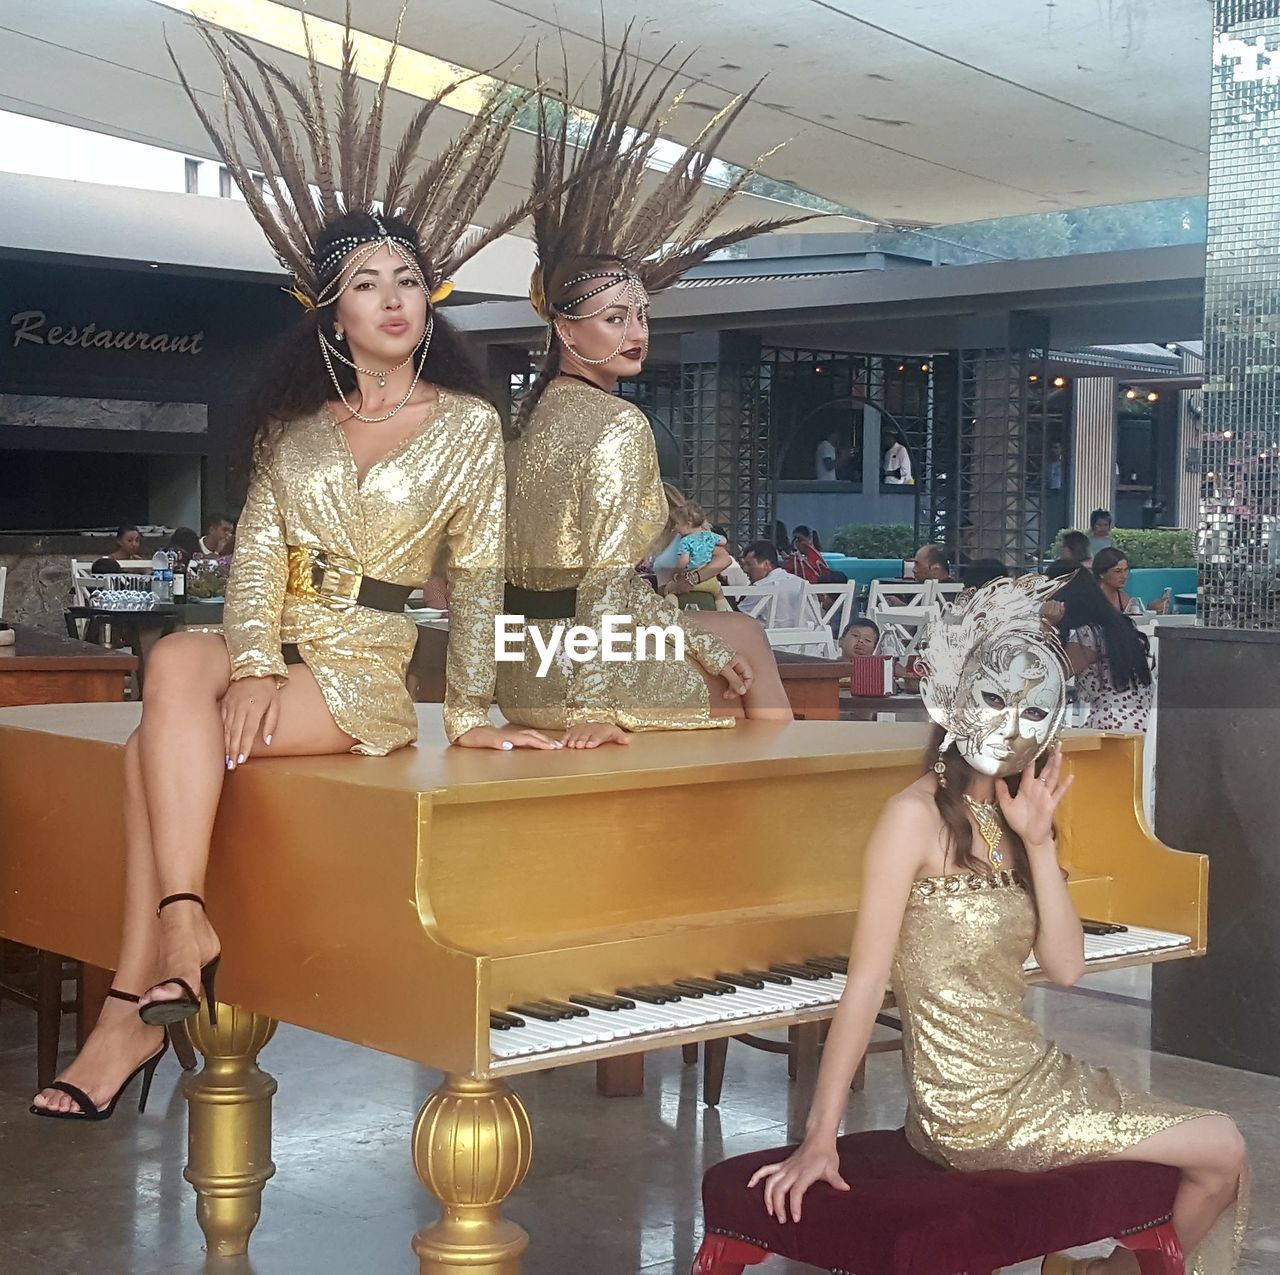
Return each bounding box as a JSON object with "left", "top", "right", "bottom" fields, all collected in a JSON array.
[
  {"left": 489, "top": 1013, "right": 511, "bottom": 1031},
  {"left": 716, "top": 971, "right": 766, "bottom": 989},
  {"left": 808, "top": 956, "right": 849, "bottom": 975},
  {"left": 675, "top": 978, "right": 735, "bottom": 996},
  {"left": 618, "top": 985, "right": 674, "bottom": 1004},
  {"left": 745, "top": 968, "right": 792, "bottom": 985},
  {"left": 569, "top": 994, "right": 621, "bottom": 1012},
  {"left": 1081, "top": 920, "right": 1129, "bottom": 935},
  {"left": 491, "top": 1010, "right": 526, "bottom": 1029},
  {"left": 509, "top": 1002, "right": 564, "bottom": 1022},
  {"left": 772, "top": 963, "right": 823, "bottom": 981},
  {"left": 802, "top": 960, "right": 837, "bottom": 979},
  {"left": 654, "top": 982, "right": 698, "bottom": 998},
  {"left": 537, "top": 999, "right": 590, "bottom": 1018}
]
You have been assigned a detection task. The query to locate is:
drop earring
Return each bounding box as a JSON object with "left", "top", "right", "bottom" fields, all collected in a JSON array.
[
  {"left": 933, "top": 759, "right": 948, "bottom": 789},
  {"left": 334, "top": 327, "right": 345, "bottom": 341}
]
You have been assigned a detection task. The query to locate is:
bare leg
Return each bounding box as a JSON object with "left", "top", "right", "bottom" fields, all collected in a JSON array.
[
  {"left": 33, "top": 631, "right": 355, "bottom": 1111},
  {"left": 31, "top": 730, "right": 165, "bottom": 1113},
  {"left": 137, "top": 632, "right": 354, "bottom": 1017},
  {"left": 685, "top": 610, "right": 792, "bottom": 720},
  {"left": 1086, "top": 1114, "right": 1245, "bottom": 1272}
]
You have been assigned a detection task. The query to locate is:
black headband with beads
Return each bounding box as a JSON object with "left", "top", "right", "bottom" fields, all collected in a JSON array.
[{"left": 314, "top": 234, "right": 420, "bottom": 281}]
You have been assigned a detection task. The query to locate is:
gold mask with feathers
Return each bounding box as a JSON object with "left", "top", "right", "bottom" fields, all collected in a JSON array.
[{"left": 526, "top": 27, "right": 819, "bottom": 372}]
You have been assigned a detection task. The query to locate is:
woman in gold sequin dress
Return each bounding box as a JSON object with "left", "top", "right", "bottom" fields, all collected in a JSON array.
[
  {"left": 31, "top": 23, "right": 556, "bottom": 1121},
  {"left": 749, "top": 578, "right": 1246, "bottom": 1273},
  {"left": 498, "top": 42, "right": 815, "bottom": 745}
]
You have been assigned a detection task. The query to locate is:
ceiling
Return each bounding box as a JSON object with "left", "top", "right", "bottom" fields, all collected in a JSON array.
[{"left": 0, "top": 0, "right": 1212, "bottom": 230}]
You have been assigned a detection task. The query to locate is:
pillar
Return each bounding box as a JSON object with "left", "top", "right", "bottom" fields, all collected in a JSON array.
[{"left": 1069, "top": 376, "right": 1117, "bottom": 532}]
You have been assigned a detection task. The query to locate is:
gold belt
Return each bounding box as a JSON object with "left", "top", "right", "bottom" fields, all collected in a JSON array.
[{"left": 285, "top": 546, "right": 364, "bottom": 611}]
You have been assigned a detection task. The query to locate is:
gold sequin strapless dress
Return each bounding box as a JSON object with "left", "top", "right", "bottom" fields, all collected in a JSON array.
[{"left": 892, "top": 870, "right": 1246, "bottom": 1272}]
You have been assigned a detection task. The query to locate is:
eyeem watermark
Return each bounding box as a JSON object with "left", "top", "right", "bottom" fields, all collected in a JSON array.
[{"left": 495, "top": 614, "right": 685, "bottom": 677}]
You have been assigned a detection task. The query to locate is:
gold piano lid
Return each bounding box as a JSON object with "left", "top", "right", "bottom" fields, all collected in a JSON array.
[{"left": 0, "top": 701, "right": 1109, "bottom": 802}]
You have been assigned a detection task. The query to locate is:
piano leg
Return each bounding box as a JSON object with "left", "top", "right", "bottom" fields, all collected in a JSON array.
[
  {"left": 412, "top": 1074, "right": 533, "bottom": 1274},
  {"left": 181, "top": 1003, "right": 279, "bottom": 1257}
]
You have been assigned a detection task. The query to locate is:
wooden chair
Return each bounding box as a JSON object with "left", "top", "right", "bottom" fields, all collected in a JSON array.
[
  {"left": 0, "top": 942, "right": 85, "bottom": 1091},
  {"left": 0, "top": 942, "right": 197, "bottom": 1089},
  {"left": 700, "top": 995, "right": 904, "bottom": 1119}
]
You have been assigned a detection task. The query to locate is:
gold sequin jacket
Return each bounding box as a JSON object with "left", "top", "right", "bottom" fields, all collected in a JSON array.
[
  {"left": 223, "top": 393, "right": 503, "bottom": 753},
  {"left": 498, "top": 379, "right": 734, "bottom": 731}
]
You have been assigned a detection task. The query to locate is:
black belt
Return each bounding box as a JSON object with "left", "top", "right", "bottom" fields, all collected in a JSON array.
[
  {"left": 503, "top": 583, "right": 578, "bottom": 620},
  {"left": 349, "top": 575, "right": 414, "bottom": 612}
]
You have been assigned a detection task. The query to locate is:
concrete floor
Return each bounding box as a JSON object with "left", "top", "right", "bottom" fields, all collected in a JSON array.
[{"left": 0, "top": 971, "right": 1274, "bottom": 1275}]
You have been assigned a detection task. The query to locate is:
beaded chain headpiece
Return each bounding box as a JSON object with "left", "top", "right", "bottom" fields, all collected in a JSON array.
[
  {"left": 526, "top": 27, "right": 819, "bottom": 370},
  {"left": 168, "top": 5, "right": 543, "bottom": 417}
]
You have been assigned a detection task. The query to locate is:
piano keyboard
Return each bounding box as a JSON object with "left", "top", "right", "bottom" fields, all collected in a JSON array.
[
  {"left": 1025, "top": 924, "right": 1190, "bottom": 975},
  {"left": 489, "top": 926, "right": 1192, "bottom": 1066}
]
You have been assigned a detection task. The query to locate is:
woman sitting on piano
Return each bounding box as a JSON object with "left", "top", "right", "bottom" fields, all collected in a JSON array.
[
  {"left": 748, "top": 575, "right": 1246, "bottom": 1274},
  {"left": 30, "top": 24, "right": 560, "bottom": 1122},
  {"left": 497, "top": 40, "right": 802, "bottom": 748}
]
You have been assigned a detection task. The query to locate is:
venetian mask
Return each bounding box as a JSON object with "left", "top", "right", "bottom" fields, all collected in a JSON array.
[{"left": 917, "top": 574, "right": 1069, "bottom": 778}]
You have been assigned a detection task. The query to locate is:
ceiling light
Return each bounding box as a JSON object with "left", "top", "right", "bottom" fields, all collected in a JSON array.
[
  {"left": 1052, "top": 376, "right": 1066, "bottom": 388},
  {"left": 1146, "top": 392, "right": 1159, "bottom": 402}
]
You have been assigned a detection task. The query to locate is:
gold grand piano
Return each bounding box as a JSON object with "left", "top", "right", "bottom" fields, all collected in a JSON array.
[{"left": 0, "top": 705, "right": 1207, "bottom": 1273}]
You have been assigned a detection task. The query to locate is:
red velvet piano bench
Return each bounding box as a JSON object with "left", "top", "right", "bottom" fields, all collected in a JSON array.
[{"left": 693, "top": 1128, "right": 1184, "bottom": 1275}]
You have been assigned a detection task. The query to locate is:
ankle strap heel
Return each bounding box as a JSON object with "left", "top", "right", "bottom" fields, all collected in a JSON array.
[{"left": 156, "top": 892, "right": 206, "bottom": 917}]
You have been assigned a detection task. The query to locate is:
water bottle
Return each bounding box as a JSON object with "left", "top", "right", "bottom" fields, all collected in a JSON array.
[{"left": 151, "top": 549, "right": 172, "bottom": 604}]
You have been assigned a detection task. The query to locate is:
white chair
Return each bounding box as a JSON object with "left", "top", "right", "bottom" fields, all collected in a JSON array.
[
  {"left": 0, "top": 565, "right": 6, "bottom": 618},
  {"left": 866, "top": 578, "right": 933, "bottom": 614},
  {"left": 932, "top": 582, "right": 965, "bottom": 610},
  {"left": 805, "top": 580, "right": 859, "bottom": 636},
  {"left": 765, "top": 625, "right": 839, "bottom": 658},
  {"left": 721, "top": 584, "right": 779, "bottom": 628}
]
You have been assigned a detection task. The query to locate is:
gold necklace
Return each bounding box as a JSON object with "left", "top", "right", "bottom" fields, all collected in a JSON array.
[{"left": 963, "top": 795, "right": 1005, "bottom": 869}]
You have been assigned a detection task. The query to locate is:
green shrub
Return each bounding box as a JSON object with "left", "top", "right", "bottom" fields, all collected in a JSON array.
[
  {"left": 1052, "top": 527, "right": 1195, "bottom": 568},
  {"left": 830, "top": 523, "right": 918, "bottom": 559}
]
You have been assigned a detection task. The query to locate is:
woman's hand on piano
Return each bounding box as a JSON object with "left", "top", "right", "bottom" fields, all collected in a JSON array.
[
  {"left": 997, "top": 744, "right": 1073, "bottom": 852},
  {"left": 747, "top": 1138, "right": 849, "bottom": 1223},
  {"left": 454, "top": 725, "right": 563, "bottom": 750},
  {"left": 562, "top": 721, "right": 630, "bottom": 749}
]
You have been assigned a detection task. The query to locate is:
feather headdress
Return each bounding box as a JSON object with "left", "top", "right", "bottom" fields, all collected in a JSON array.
[
  {"left": 167, "top": 3, "right": 535, "bottom": 306},
  {"left": 527, "top": 26, "right": 819, "bottom": 320},
  {"left": 917, "top": 574, "right": 1069, "bottom": 756}
]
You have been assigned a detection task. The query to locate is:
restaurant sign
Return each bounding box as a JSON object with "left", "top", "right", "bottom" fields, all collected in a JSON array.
[{"left": 9, "top": 309, "right": 205, "bottom": 356}]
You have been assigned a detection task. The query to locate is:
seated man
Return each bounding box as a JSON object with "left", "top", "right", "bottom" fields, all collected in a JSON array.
[
  {"left": 740, "top": 540, "right": 812, "bottom": 628},
  {"left": 1056, "top": 529, "right": 1092, "bottom": 568},
  {"left": 911, "top": 543, "right": 953, "bottom": 585}
]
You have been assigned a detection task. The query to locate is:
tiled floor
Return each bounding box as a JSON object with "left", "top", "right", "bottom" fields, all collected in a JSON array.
[{"left": 0, "top": 971, "right": 1274, "bottom": 1274}]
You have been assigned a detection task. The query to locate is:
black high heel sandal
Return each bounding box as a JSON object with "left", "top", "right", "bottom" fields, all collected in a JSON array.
[
  {"left": 138, "top": 893, "right": 222, "bottom": 1028},
  {"left": 30, "top": 988, "right": 170, "bottom": 1121}
]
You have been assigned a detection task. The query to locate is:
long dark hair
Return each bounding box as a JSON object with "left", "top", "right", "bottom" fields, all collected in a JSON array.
[
  {"left": 511, "top": 253, "right": 632, "bottom": 438},
  {"left": 923, "top": 727, "right": 1040, "bottom": 885},
  {"left": 241, "top": 212, "right": 490, "bottom": 471},
  {"left": 1055, "top": 567, "right": 1152, "bottom": 689}
]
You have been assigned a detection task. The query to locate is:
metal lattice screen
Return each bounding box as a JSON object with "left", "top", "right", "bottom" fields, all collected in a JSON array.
[
  {"left": 955, "top": 348, "right": 1050, "bottom": 567},
  {"left": 1200, "top": 1, "right": 1280, "bottom": 628}
]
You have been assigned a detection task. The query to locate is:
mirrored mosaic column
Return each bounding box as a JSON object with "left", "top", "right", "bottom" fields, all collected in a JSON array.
[{"left": 1200, "top": 2, "right": 1280, "bottom": 628}]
